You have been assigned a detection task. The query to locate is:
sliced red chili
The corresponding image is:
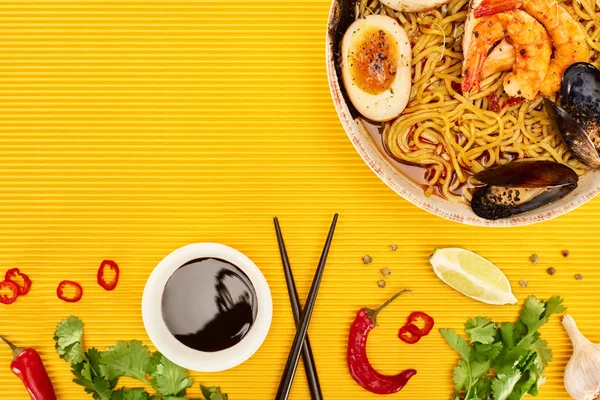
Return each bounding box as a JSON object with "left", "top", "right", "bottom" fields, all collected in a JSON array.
[
  {"left": 488, "top": 93, "right": 502, "bottom": 113},
  {"left": 5, "top": 268, "right": 32, "bottom": 296},
  {"left": 506, "top": 97, "right": 522, "bottom": 107},
  {"left": 406, "top": 311, "right": 435, "bottom": 336},
  {"left": 0, "top": 280, "right": 19, "bottom": 305},
  {"left": 57, "top": 281, "right": 83, "bottom": 303},
  {"left": 398, "top": 324, "right": 422, "bottom": 344},
  {"left": 451, "top": 81, "right": 463, "bottom": 94},
  {"left": 97, "top": 260, "right": 119, "bottom": 291}
]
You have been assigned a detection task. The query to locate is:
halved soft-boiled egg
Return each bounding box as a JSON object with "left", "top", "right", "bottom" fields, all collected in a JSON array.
[{"left": 341, "top": 15, "right": 412, "bottom": 122}]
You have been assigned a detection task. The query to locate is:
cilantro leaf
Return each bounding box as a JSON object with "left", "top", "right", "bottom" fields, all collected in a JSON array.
[
  {"left": 543, "top": 296, "right": 566, "bottom": 318},
  {"left": 54, "top": 316, "right": 85, "bottom": 365},
  {"left": 151, "top": 355, "right": 193, "bottom": 396},
  {"left": 453, "top": 360, "right": 468, "bottom": 391},
  {"left": 500, "top": 322, "right": 515, "bottom": 350},
  {"left": 491, "top": 371, "right": 522, "bottom": 400},
  {"left": 440, "top": 328, "right": 470, "bottom": 360},
  {"left": 465, "top": 317, "right": 497, "bottom": 344},
  {"left": 72, "top": 362, "right": 113, "bottom": 400},
  {"left": 520, "top": 296, "right": 546, "bottom": 334},
  {"left": 100, "top": 340, "right": 151, "bottom": 382},
  {"left": 146, "top": 351, "right": 162, "bottom": 376},
  {"left": 492, "top": 345, "right": 529, "bottom": 375},
  {"left": 473, "top": 377, "right": 492, "bottom": 399},
  {"left": 471, "top": 360, "right": 491, "bottom": 380},
  {"left": 200, "top": 385, "right": 228, "bottom": 400},
  {"left": 531, "top": 339, "right": 552, "bottom": 369},
  {"left": 111, "top": 388, "right": 149, "bottom": 400},
  {"left": 472, "top": 342, "right": 503, "bottom": 363}
]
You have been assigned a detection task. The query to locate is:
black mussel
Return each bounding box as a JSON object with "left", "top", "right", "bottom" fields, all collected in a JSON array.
[
  {"left": 544, "top": 99, "right": 600, "bottom": 168},
  {"left": 471, "top": 161, "right": 578, "bottom": 220},
  {"left": 545, "top": 63, "right": 600, "bottom": 168}
]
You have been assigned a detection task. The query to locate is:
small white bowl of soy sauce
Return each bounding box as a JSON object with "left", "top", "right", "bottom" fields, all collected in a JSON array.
[{"left": 142, "top": 243, "right": 273, "bottom": 372}]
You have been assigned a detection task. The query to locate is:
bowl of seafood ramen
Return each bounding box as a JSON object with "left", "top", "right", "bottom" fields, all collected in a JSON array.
[{"left": 326, "top": 0, "right": 600, "bottom": 226}]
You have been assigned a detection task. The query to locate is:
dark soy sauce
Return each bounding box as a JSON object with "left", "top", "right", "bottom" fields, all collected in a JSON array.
[{"left": 161, "top": 257, "right": 257, "bottom": 352}]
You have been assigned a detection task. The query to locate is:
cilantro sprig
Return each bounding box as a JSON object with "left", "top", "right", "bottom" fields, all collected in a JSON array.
[
  {"left": 54, "top": 316, "right": 227, "bottom": 400},
  {"left": 440, "top": 296, "right": 565, "bottom": 400}
]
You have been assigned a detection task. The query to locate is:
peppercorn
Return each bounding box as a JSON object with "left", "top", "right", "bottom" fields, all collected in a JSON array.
[
  {"left": 381, "top": 267, "right": 391, "bottom": 277},
  {"left": 519, "top": 279, "right": 528, "bottom": 288},
  {"left": 363, "top": 255, "right": 373, "bottom": 265},
  {"left": 547, "top": 267, "right": 556, "bottom": 276},
  {"left": 377, "top": 280, "right": 386, "bottom": 288},
  {"left": 529, "top": 254, "right": 539, "bottom": 264},
  {"left": 562, "top": 249, "right": 570, "bottom": 258},
  {"left": 575, "top": 273, "right": 583, "bottom": 281}
]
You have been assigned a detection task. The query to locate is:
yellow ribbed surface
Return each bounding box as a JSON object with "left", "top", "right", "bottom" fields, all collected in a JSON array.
[{"left": 0, "top": 1, "right": 597, "bottom": 399}]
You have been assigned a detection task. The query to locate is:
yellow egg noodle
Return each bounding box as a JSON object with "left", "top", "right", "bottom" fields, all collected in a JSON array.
[{"left": 358, "top": 0, "right": 598, "bottom": 201}]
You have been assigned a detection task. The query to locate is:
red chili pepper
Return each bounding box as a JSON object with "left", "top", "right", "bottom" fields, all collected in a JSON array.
[
  {"left": 406, "top": 311, "right": 435, "bottom": 336},
  {"left": 488, "top": 93, "right": 502, "bottom": 113},
  {"left": 398, "top": 323, "right": 422, "bottom": 344},
  {"left": 451, "top": 81, "right": 463, "bottom": 94},
  {"left": 97, "top": 260, "right": 119, "bottom": 291},
  {"left": 347, "top": 290, "right": 417, "bottom": 394},
  {"left": 506, "top": 97, "right": 522, "bottom": 107},
  {"left": 0, "top": 280, "right": 19, "bottom": 305},
  {"left": 0, "top": 337, "right": 56, "bottom": 400},
  {"left": 56, "top": 280, "right": 83, "bottom": 302},
  {"left": 5, "top": 268, "right": 32, "bottom": 296}
]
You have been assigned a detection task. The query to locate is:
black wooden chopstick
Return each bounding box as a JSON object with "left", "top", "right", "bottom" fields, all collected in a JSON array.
[
  {"left": 275, "top": 213, "right": 338, "bottom": 400},
  {"left": 273, "top": 217, "right": 323, "bottom": 400}
]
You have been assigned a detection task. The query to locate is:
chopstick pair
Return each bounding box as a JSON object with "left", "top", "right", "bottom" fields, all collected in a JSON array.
[{"left": 273, "top": 214, "right": 338, "bottom": 400}]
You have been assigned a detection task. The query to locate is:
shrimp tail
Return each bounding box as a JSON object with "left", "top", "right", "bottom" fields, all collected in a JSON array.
[
  {"left": 462, "top": 51, "right": 486, "bottom": 94},
  {"left": 474, "top": 0, "right": 521, "bottom": 17}
]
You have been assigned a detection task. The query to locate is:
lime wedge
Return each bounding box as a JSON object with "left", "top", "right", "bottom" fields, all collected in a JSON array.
[{"left": 429, "top": 247, "right": 518, "bottom": 305}]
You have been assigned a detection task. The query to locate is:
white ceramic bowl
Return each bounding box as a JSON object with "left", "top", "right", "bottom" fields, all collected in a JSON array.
[
  {"left": 142, "top": 243, "right": 272, "bottom": 372},
  {"left": 325, "top": 0, "right": 600, "bottom": 226}
]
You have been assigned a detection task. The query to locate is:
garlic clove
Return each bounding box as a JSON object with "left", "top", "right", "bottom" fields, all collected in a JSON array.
[{"left": 562, "top": 314, "right": 600, "bottom": 400}]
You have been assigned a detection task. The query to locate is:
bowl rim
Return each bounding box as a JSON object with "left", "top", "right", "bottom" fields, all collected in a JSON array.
[
  {"left": 142, "top": 242, "right": 272, "bottom": 372},
  {"left": 324, "top": 0, "right": 600, "bottom": 227}
]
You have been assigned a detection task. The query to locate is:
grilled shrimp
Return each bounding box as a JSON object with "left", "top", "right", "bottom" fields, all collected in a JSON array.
[
  {"left": 476, "top": 0, "right": 590, "bottom": 95},
  {"left": 462, "top": 10, "right": 552, "bottom": 100}
]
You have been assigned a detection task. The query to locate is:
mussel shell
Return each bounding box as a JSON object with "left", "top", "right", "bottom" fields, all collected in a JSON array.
[
  {"left": 544, "top": 98, "right": 600, "bottom": 168},
  {"left": 471, "top": 183, "right": 578, "bottom": 220},
  {"left": 473, "top": 160, "right": 578, "bottom": 188},
  {"left": 560, "top": 62, "right": 600, "bottom": 113}
]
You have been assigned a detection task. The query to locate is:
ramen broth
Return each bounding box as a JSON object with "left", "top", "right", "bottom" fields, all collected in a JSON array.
[{"left": 358, "top": 117, "right": 473, "bottom": 198}]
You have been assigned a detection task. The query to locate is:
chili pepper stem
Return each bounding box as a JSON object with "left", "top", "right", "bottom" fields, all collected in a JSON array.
[
  {"left": 365, "top": 289, "right": 411, "bottom": 324},
  {"left": 0, "top": 336, "right": 24, "bottom": 359}
]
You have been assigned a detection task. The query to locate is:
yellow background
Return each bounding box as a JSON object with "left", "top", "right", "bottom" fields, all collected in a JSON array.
[{"left": 0, "top": 0, "right": 598, "bottom": 399}]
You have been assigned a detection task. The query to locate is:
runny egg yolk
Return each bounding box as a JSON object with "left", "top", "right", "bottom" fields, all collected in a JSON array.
[{"left": 348, "top": 28, "right": 399, "bottom": 95}]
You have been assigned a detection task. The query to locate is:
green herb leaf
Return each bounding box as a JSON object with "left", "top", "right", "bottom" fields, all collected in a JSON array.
[
  {"left": 531, "top": 339, "right": 552, "bottom": 368},
  {"left": 471, "top": 360, "right": 491, "bottom": 380},
  {"left": 465, "top": 316, "right": 497, "bottom": 344},
  {"left": 440, "top": 328, "right": 470, "bottom": 360},
  {"left": 491, "top": 371, "right": 522, "bottom": 400},
  {"left": 500, "top": 322, "right": 515, "bottom": 350},
  {"left": 492, "top": 345, "right": 528, "bottom": 375},
  {"left": 544, "top": 296, "right": 566, "bottom": 318},
  {"left": 472, "top": 342, "right": 503, "bottom": 363},
  {"left": 150, "top": 355, "right": 194, "bottom": 396},
  {"left": 453, "top": 360, "right": 468, "bottom": 391},
  {"left": 146, "top": 351, "right": 162, "bottom": 376},
  {"left": 200, "top": 385, "right": 228, "bottom": 400},
  {"left": 100, "top": 340, "right": 151, "bottom": 382},
  {"left": 111, "top": 388, "right": 150, "bottom": 400},
  {"left": 520, "top": 296, "right": 546, "bottom": 334},
  {"left": 54, "top": 316, "right": 85, "bottom": 365}
]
